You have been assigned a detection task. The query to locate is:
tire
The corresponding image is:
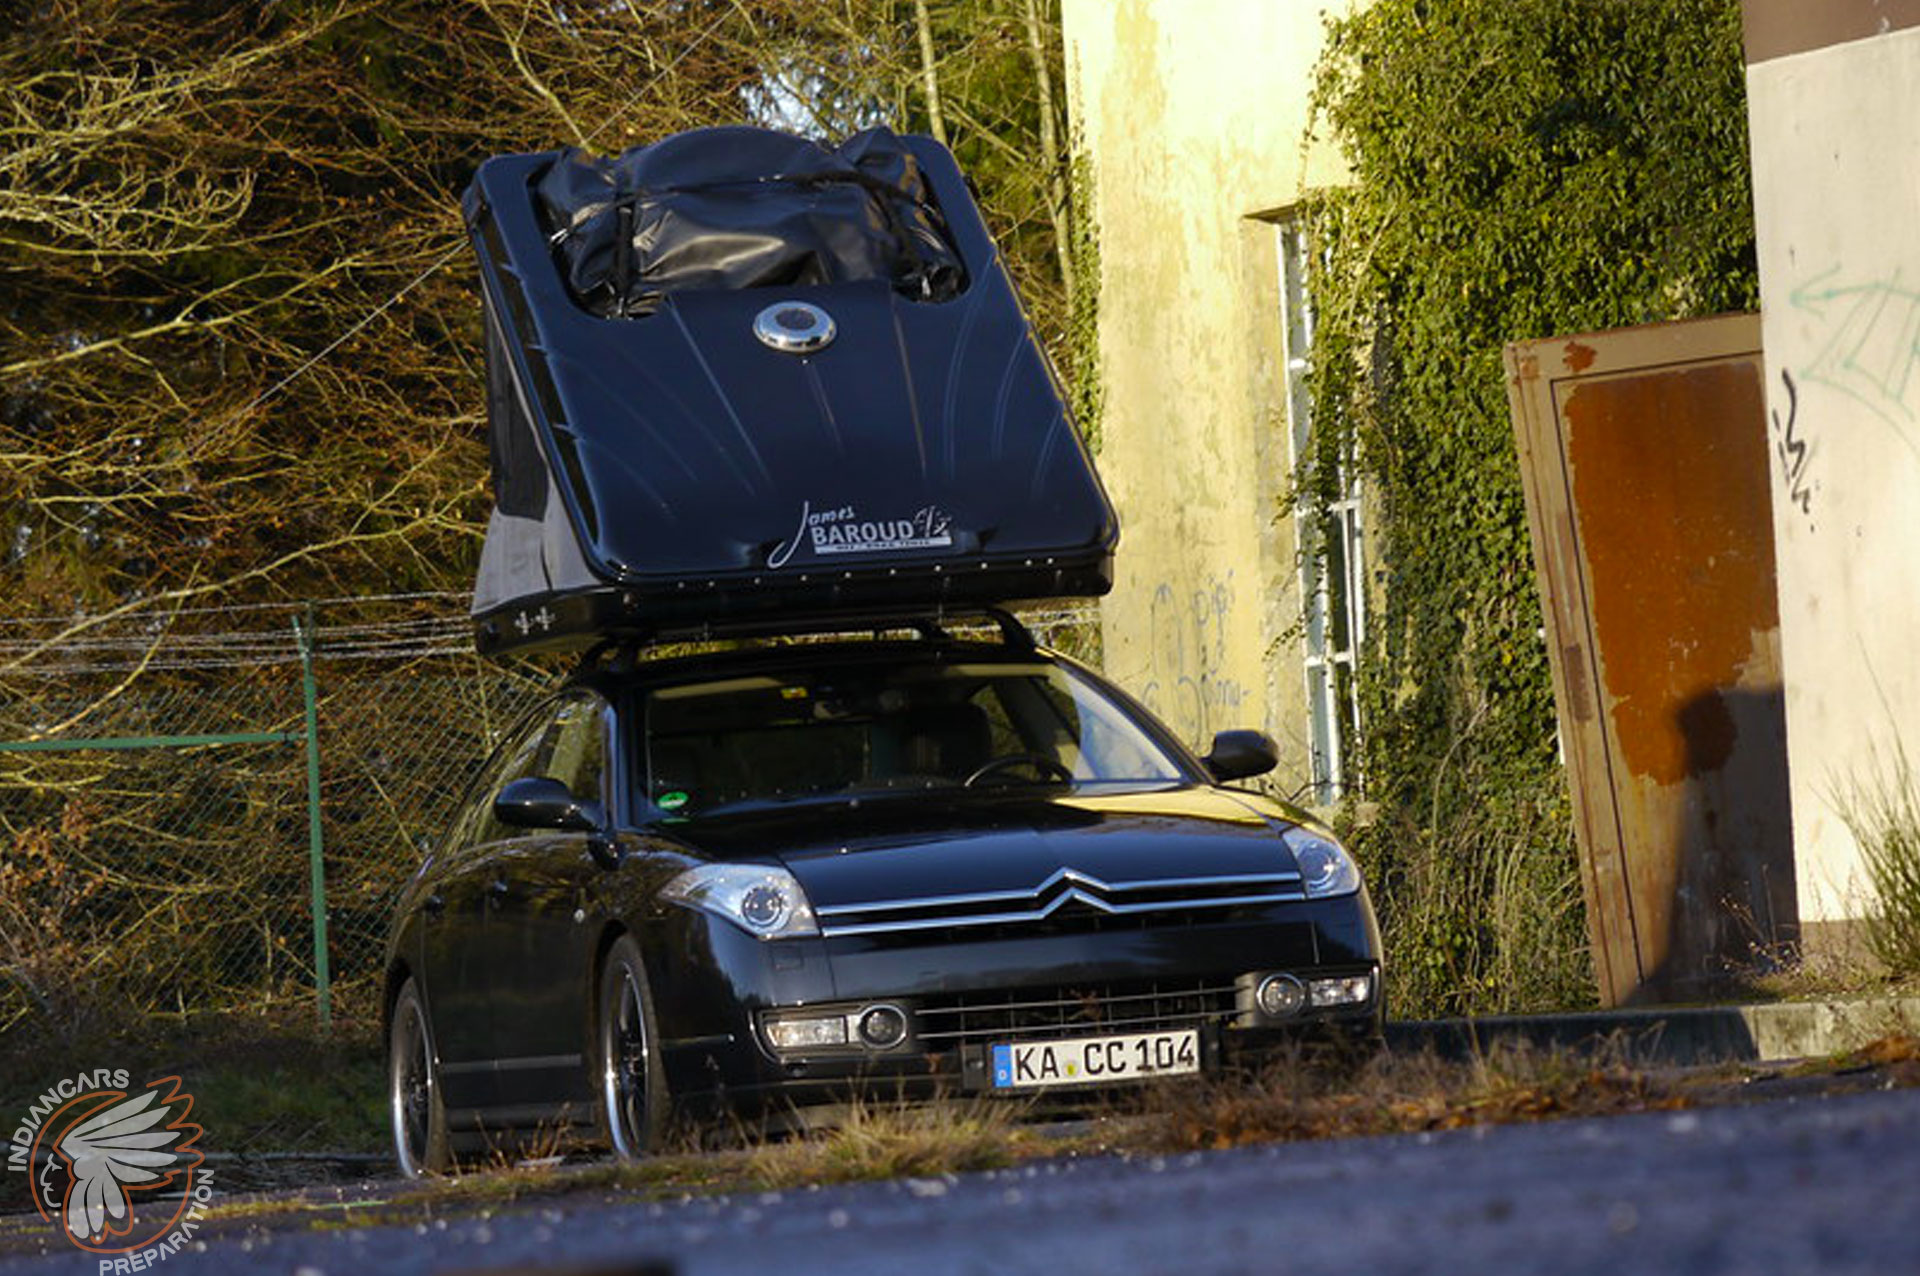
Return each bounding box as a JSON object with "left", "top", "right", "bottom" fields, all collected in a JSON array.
[
  {"left": 596, "top": 935, "right": 667, "bottom": 1159},
  {"left": 388, "top": 977, "right": 451, "bottom": 1177}
]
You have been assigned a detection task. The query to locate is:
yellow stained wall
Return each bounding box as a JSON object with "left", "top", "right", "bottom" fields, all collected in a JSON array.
[{"left": 1062, "top": 0, "right": 1352, "bottom": 781}]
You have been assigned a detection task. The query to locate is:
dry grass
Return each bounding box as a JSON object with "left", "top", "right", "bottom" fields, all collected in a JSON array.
[
  {"left": 158, "top": 1042, "right": 1697, "bottom": 1236},
  {"left": 1834, "top": 744, "right": 1920, "bottom": 976},
  {"left": 20, "top": 1034, "right": 1919, "bottom": 1255},
  {"left": 1783, "top": 1032, "right": 1920, "bottom": 1084},
  {"left": 176, "top": 1097, "right": 1039, "bottom": 1236},
  {"left": 744, "top": 1098, "right": 1031, "bottom": 1187},
  {"left": 1127, "top": 1041, "right": 1683, "bottom": 1152},
  {"left": 1738, "top": 948, "right": 1920, "bottom": 1004}
]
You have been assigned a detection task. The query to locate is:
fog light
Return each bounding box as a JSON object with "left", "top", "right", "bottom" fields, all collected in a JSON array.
[
  {"left": 857, "top": 1004, "right": 909, "bottom": 1049},
  {"left": 1309, "top": 975, "right": 1373, "bottom": 1008},
  {"left": 764, "top": 1014, "right": 850, "bottom": 1050},
  {"left": 1256, "top": 973, "right": 1306, "bottom": 1019}
]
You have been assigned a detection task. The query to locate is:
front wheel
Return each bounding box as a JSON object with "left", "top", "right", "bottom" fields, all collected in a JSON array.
[
  {"left": 597, "top": 935, "right": 667, "bottom": 1159},
  {"left": 388, "top": 977, "right": 450, "bottom": 1177}
]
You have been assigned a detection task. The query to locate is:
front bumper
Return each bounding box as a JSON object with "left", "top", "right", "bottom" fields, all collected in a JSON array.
[{"left": 642, "top": 891, "right": 1383, "bottom": 1114}]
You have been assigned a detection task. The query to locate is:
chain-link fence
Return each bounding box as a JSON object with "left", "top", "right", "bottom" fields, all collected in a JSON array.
[
  {"left": 0, "top": 596, "right": 1097, "bottom": 1033},
  {"left": 0, "top": 597, "right": 550, "bottom": 1033}
]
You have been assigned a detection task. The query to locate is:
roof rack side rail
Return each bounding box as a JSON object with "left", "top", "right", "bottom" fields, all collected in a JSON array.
[
  {"left": 578, "top": 637, "right": 643, "bottom": 676},
  {"left": 982, "top": 607, "right": 1036, "bottom": 652},
  {"left": 564, "top": 606, "right": 1038, "bottom": 672}
]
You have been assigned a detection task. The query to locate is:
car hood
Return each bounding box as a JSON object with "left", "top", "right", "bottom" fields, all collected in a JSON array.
[{"left": 664, "top": 785, "right": 1310, "bottom": 913}]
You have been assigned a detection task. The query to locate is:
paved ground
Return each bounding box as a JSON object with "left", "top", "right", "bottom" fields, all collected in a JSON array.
[{"left": 6, "top": 1081, "right": 1918, "bottom": 1275}]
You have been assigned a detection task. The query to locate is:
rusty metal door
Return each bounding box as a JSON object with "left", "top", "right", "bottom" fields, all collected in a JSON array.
[{"left": 1505, "top": 313, "right": 1796, "bottom": 1006}]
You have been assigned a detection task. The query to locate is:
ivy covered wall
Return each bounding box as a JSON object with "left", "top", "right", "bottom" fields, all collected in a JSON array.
[{"left": 1303, "top": 0, "right": 1759, "bottom": 1014}]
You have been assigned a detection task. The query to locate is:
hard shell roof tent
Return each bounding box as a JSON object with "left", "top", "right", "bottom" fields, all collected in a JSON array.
[{"left": 464, "top": 125, "right": 1117, "bottom": 658}]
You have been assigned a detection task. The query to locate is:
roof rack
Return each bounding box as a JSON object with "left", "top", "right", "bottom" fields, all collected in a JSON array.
[{"left": 573, "top": 605, "right": 1037, "bottom": 676}]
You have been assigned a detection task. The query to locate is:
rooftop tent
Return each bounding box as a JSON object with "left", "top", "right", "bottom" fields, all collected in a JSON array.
[{"left": 464, "top": 125, "right": 1117, "bottom": 657}]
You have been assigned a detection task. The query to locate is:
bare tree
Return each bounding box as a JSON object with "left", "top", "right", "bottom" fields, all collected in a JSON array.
[
  {"left": 0, "top": 0, "right": 1091, "bottom": 1031},
  {"left": 0, "top": 1, "right": 819, "bottom": 628},
  {"left": 778, "top": 1, "right": 1087, "bottom": 378}
]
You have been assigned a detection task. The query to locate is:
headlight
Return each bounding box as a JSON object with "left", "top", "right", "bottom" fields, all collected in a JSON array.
[
  {"left": 1283, "top": 827, "right": 1361, "bottom": 898},
  {"left": 661, "top": 864, "right": 820, "bottom": 939}
]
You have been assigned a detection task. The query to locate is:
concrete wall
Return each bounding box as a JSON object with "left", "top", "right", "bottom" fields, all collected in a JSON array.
[
  {"left": 1061, "top": 0, "right": 1352, "bottom": 781},
  {"left": 1745, "top": 7, "right": 1920, "bottom": 947}
]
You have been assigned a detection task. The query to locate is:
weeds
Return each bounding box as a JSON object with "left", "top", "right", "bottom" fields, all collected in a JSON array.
[
  {"left": 1134, "top": 1041, "right": 1677, "bottom": 1152},
  {"left": 745, "top": 1098, "right": 1028, "bottom": 1187},
  {"left": 1834, "top": 742, "right": 1920, "bottom": 976},
  {"left": 1336, "top": 644, "right": 1595, "bottom": 1020},
  {"left": 1351, "top": 790, "right": 1593, "bottom": 1019}
]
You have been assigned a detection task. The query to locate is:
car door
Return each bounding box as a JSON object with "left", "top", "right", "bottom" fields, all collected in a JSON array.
[
  {"left": 417, "top": 709, "right": 551, "bottom": 1114},
  {"left": 485, "top": 690, "right": 615, "bottom": 1114}
]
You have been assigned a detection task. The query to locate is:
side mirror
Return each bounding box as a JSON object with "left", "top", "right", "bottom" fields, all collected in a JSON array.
[
  {"left": 1203, "top": 729, "right": 1278, "bottom": 783},
  {"left": 495, "top": 775, "right": 605, "bottom": 833},
  {"left": 494, "top": 776, "right": 623, "bottom": 869}
]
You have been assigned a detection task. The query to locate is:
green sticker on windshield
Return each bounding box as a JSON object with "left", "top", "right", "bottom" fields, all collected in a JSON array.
[{"left": 658, "top": 790, "right": 690, "bottom": 812}]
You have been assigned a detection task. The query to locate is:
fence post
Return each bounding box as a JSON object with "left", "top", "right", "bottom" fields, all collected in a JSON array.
[{"left": 294, "top": 610, "right": 332, "bottom": 1027}]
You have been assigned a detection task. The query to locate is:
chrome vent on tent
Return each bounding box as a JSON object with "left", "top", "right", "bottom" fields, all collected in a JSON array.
[{"left": 814, "top": 867, "right": 1304, "bottom": 938}]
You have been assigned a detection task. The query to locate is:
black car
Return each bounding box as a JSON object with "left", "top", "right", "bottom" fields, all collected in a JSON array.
[{"left": 383, "top": 619, "right": 1382, "bottom": 1175}]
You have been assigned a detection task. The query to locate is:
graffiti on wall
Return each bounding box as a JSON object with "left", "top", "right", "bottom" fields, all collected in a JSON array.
[
  {"left": 1790, "top": 267, "right": 1920, "bottom": 465},
  {"left": 1139, "top": 570, "right": 1246, "bottom": 744},
  {"left": 1770, "top": 367, "right": 1816, "bottom": 525}
]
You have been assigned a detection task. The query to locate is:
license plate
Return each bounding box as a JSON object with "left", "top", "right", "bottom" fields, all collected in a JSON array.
[{"left": 990, "top": 1029, "right": 1200, "bottom": 1090}]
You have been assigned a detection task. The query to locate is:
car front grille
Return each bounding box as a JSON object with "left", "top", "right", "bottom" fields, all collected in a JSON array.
[
  {"left": 815, "top": 868, "right": 1304, "bottom": 939},
  {"left": 914, "top": 979, "right": 1240, "bottom": 1047}
]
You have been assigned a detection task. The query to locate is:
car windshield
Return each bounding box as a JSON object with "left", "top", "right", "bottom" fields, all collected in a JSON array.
[{"left": 638, "top": 658, "right": 1188, "bottom": 817}]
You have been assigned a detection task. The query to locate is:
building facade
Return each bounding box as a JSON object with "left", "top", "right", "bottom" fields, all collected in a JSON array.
[
  {"left": 1062, "top": 0, "right": 1358, "bottom": 802},
  {"left": 1069, "top": 0, "right": 1920, "bottom": 965}
]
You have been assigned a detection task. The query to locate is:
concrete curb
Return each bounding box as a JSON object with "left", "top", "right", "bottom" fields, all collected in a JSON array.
[{"left": 1384, "top": 995, "right": 1920, "bottom": 1067}]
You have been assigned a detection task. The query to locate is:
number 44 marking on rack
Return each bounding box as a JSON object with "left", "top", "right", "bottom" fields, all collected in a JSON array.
[{"left": 513, "top": 607, "right": 555, "bottom": 636}]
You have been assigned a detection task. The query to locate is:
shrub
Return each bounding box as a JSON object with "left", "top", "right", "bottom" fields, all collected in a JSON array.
[{"left": 1303, "top": 0, "right": 1757, "bottom": 1013}]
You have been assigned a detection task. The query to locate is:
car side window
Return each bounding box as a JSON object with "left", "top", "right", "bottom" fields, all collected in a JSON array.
[
  {"left": 447, "top": 708, "right": 552, "bottom": 849},
  {"left": 538, "top": 692, "right": 610, "bottom": 807},
  {"left": 446, "top": 692, "right": 610, "bottom": 848}
]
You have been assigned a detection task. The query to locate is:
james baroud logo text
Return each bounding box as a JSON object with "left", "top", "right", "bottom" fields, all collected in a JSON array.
[{"left": 768, "top": 500, "right": 954, "bottom": 568}]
